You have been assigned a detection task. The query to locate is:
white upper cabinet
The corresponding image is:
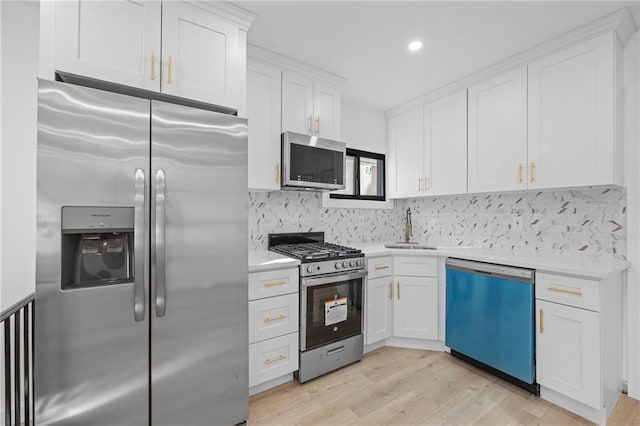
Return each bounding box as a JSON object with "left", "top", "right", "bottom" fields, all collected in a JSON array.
[
  {"left": 528, "top": 32, "right": 620, "bottom": 189},
  {"left": 468, "top": 67, "right": 527, "bottom": 193},
  {"left": 50, "top": 1, "right": 252, "bottom": 110},
  {"left": 161, "top": 2, "right": 240, "bottom": 108},
  {"left": 282, "top": 70, "right": 341, "bottom": 139},
  {"left": 247, "top": 60, "right": 282, "bottom": 191},
  {"left": 388, "top": 107, "right": 424, "bottom": 198},
  {"left": 54, "top": 0, "right": 161, "bottom": 91},
  {"left": 423, "top": 90, "right": 467, "bottom": 196}
]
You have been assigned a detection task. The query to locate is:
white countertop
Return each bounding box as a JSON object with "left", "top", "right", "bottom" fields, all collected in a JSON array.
[
  {"left": 359, "top": 244, "right": 629, "bottom": 279},
  {"left": 248, "top": 250, "right": 300, "bottom": 273}
]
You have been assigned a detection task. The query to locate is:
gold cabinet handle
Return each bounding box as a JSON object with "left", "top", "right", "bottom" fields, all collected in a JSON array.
[
  {"left": 275, "top": 163, "right": 280, "bottom": 184},
  {"left": 424, "top": 177, "right": 429, "bottom": 191},
  {"left": 315, "top": 116, "right": 320, "bottom": 135},
  {"left": 418, "top": 177, "right": 422, "bottom": 192},
  {"left": 548, "top": 287, "right": 582, "bottom": 296},
  {"left": 518, "top": 163, "right": 523, "bottom": 184},
  {"left": 264, "top": 280, "right": 287, "bottom": 288},
  {"left": 397, "top": 282, "right": 400, "bottom": 300},
  {"left": 375, "top": 265, "right": 389, "bottom": 270},
  {"left": 264, "top": 354, "right": 286, "bottom": 364},
  {"left": 530, "top": 162, "right": 535, "bottom": 182},
  {"left": 263, "top": 314, "right": 287, "bottom": 323},
  {"left": 307, "top": 115, "right": 313, "bottom": 134},
  {"left": 167, "top": 55, "right": 172, "bottom": 84},
  {"left": 388, "top": 282, "right": 393, "bottom": 300},
  {"left": 540, "top": 309, "right": 544, "bottom": 333},
  {"left": 151, "top": 50, "right": 156, "bottom": 80}
]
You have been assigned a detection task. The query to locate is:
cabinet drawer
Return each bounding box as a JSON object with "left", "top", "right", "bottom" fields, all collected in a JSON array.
[
  {"left": 249, "top": 293, "right": 299, "bottom": 344},
  {"left": 367, "top": 257, "right": 392, "bottom": 279},
  {"left": 536, "top": 273, "right": 600, "bottom": 312},
  {"left": 249, "top": 332, "right": 299, "bottom": 387},
  {"left": 393, "top": 256, "right": 438, "bottom": 277},
  {"left": 249, "top": 268, "right": 298, "bottom": 300}
]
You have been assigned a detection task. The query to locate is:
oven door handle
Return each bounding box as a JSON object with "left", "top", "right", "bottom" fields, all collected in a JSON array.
[{"left": 301, "top": 270, "right": 368, "bottom": 288}]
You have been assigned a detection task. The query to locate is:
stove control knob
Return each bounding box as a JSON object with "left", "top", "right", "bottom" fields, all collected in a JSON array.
[
  {"left": 342, "top": 261, "right": 348, "bottom": 268},
  {"left": 335, "top": 262, "right": 341, "bottom": 269},
  {"left": 356, "top": 259, "right": 363, "bottom": 267},
  {"left": 349, "top": 260, "right": 355, "bottom": 267},
  {"left": 307, "top": 265, "right": 315, "bottom": 273}
]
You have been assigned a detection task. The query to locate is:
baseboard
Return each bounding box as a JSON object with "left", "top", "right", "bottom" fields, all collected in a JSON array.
[
  {"left": 385, "top": 337, "right": 445, "bottom": 351},
  {"left": 364, "top": 340, "right": 386, "bottom": 354},
  {"left": 540, "top": 386, "right": 609, "bottom": 425},
  {"left": 249, "top": 373, "right": 294, "bottom": 397}
]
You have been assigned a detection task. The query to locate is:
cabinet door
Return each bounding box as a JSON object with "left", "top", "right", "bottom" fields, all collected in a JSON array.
[
  {"left": 388, "top": 108, "right": 424, "bottom": 198},
  {"left": 424, "top": 90, "right": 468, "bottom": 196},
  {"left": 54, "top": 0, "right": 161, "bottom": 91},
  {"left": 247, "top": 60, "right": 282, "bottom": 190},
  {"left": 394, "top": 276, "right": 438, "bottom": 340},
  {"left": 536, "top": 300, "right": 601, "bottom": 409},
  {"left": 528, "top": 33, "right": 616, "bottom": 189},
  {"left": 313, "top": 80, "right": 342, "bottom": 139},
  {"left": 366, "top": 277, "right": 394, "bottom": 345},
  {"left": 161, "top": 2, "right": 240, "bottom": 108},
  {"left": 282, "top": 71, "right": 314, "bottom": 135},
  {"left": 468, "top": 67, "right": 527, "bottom": 193}
]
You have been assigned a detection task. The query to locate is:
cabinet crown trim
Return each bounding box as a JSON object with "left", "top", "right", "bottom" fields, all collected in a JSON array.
[
  {"left": 248, "top": 44, "right": 348, "bottom": 86},
  {"left": 185, "top": 1, "right": 256, "bottom": 30},
  {"left": 385, "top": 7, "right": 637, "bottom": 119}
]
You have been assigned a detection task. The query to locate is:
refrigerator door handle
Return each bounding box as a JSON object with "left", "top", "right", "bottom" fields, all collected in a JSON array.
[
  {"left": 133, "top": 168, "right": 146, "bottom": 322},
  {"left": 155, "top": 169, "right": 167, "bottom": 317}
]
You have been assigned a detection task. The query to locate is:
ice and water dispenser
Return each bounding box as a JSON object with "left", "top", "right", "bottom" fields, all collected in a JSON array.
[{"left": 61, "top": 206, "right": 134, "bottom": 289}]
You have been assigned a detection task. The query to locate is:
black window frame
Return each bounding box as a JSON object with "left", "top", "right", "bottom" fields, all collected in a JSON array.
[{"left": 330, "top": 148, "right": 386, "bottom": 202}]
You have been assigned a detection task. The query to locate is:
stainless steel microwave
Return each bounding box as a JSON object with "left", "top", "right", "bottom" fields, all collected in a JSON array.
[{"left": 281, "top": 131, "right": 346, "bottom": 191}]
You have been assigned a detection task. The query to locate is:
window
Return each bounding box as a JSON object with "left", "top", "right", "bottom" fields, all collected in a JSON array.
[{"left": 330, "top": 148, "right": 385, "bottom": 201}]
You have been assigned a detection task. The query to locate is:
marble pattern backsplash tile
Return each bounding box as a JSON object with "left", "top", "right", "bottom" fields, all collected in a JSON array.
[{"left": 249, "top": 186, "right": 626, "bottom": 260}]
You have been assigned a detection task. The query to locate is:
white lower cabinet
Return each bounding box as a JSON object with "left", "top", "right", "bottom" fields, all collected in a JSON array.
[
  {"left": 248, "top": 267, "right": 299, "bottom": 391},
  {"left": 394, "top": 276, "right": 438, "bottom": 340},
  {"left": 536, "top": 299, "right": 600, "bottom": 408},
  {"left": 535, "top": 272, "right": 623, "bottom": 424},
  {"left": 365, "top": 272, "right": 393, "bottom": 345},
  {"left": 249, "top": 332, "right": 298, "bottom": 387}
]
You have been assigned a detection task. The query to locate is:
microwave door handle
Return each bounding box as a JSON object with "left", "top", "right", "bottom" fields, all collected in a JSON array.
[
  {"left": 133, "top": 169, "right": 146, "bottom": 322},
  {"left": 301, "top": 270, "right": 368, "bottom": 288},
  {"left": 154, "top": 169, "right": 167, "bottom": 317}
]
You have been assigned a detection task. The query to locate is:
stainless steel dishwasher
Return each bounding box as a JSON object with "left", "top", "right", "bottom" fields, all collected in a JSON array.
[{"left": 445, "top": 258, "right": 539, "bottom": 394}]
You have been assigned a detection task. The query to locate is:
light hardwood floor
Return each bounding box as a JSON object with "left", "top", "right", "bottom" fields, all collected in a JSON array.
[{"left": 249, "top": 346, "right": 640, "bottom": 425}]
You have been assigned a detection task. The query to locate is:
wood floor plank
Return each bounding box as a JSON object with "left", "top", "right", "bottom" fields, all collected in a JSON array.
[{"left": 248, "top": 347, "right": 638, "bottom": 426}]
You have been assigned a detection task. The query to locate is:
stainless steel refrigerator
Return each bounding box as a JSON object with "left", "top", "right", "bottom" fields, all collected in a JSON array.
[{"left": 35, "top": 80, "right": 248, "bottom": 425}]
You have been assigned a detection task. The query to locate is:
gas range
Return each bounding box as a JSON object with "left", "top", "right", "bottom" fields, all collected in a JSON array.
[{"left": 268, "top": 232, "right": 365, "bottom": 277}]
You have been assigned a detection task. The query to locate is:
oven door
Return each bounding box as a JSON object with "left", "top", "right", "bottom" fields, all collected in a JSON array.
[{"left": 300, "top": 269, "right": 366, "bottom": 351}]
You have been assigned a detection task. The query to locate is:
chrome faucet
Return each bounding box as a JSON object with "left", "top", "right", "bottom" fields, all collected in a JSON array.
[{"left": 404, "top": 208, "right": 413, "bottom": 243}]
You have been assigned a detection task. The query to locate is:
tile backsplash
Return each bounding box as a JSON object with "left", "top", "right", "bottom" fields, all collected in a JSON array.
[{"left": 249, "top": 186, "right": 626, "bottom": 260}]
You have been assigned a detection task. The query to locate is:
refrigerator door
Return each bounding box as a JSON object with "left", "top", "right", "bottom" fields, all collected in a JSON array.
[
  {"left": 150, "top": 101, "right": 248, "bottom": 425},
  {"left": 35, "top": 80, "right": 150, "bottom": 424}
]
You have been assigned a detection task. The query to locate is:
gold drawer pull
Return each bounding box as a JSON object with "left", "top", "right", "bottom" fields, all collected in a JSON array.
[
  {"left": 530, "top": 162, "right": 535, "bottom": 182},
  {"left": 540, "top": 309, "right": 544, "bottom": 334},
  {"left": 264, "top": 280, "right": 287, "bottom": 288},
  {"left": 548, "top": 287, "right": 582, "bottom": 296},
  {"left": 263, "top": 314, "right": 287, "bottom": 323},
  {"left": 150, "top": 49, "right": 156, "bottom": 80},
  {"left": 275, "top": 163, "right": 280, "bottom": 183},
  {"left": 518, "top": 163, "right": 523, "bottom": 184},
  {"left": 167, "top": 55, "right": 172, "bottom": 84},
  {"left": 388, "top": 282, "right": 393, "bottom": 300},
  {"left": 264, "top": 354, "right": 286, "bottom": 364},
  {"left": 397, "top": 282, "right": 400, "bottom": 299},
  {"left": 375, "top": 265, "right": 389, "bottom": 270}
]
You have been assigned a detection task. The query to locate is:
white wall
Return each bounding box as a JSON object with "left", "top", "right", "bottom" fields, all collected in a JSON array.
[
  {"left": 0, "top": 0, "right": 39, "bottom": 312},
  {"left": 341, "top": 99, "right": 387, "bottom": 154},
  {"left": 625, "top": 30, "right": 640, "bottom": 400}
]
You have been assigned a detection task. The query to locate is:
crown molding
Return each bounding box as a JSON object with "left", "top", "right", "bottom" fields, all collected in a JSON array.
[
  {"left": 386, "top": 7, "right": 638, "bottom": 119},
  {"left": 247, "top": 44, "right": 348, "bottom": 87},
  {"left": 184, "top": 1, "right": 256, "bottom": 31}
]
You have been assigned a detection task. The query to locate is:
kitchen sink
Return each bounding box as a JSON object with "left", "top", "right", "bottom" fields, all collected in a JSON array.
[{"left": 384, "top": 242, "right": 438, "bottom": 250}]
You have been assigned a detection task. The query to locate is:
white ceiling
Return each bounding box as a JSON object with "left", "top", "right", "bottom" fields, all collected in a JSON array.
[{"left": 240, "top": 1, "right": 640, "bottom": 111}]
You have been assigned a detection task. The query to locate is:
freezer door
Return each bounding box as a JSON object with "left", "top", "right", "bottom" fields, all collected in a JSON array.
[
  {"left": 150, "top": 101, "right": 248, "bottom": 425},
  {"left": 35, "top": 80, "right": 150, "bottom": 425}
]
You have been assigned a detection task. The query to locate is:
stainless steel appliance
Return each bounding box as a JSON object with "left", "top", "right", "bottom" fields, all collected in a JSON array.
[
  {"left": 281, "top": 131, "right": 346, "bottom": 191},
  {"left": 35, "top": 80, "right": 248, "bottom": 425},
  {"left": 268, "top": 232, "right": 365, "bottom": 382},
  {"left": 445, "top": 258, "right": 539, "bottom": 394}
]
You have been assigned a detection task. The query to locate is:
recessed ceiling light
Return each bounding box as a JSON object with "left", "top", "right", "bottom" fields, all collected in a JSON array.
[{"left": 408, "top": 40, "right": 423, "bottom": 52}]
